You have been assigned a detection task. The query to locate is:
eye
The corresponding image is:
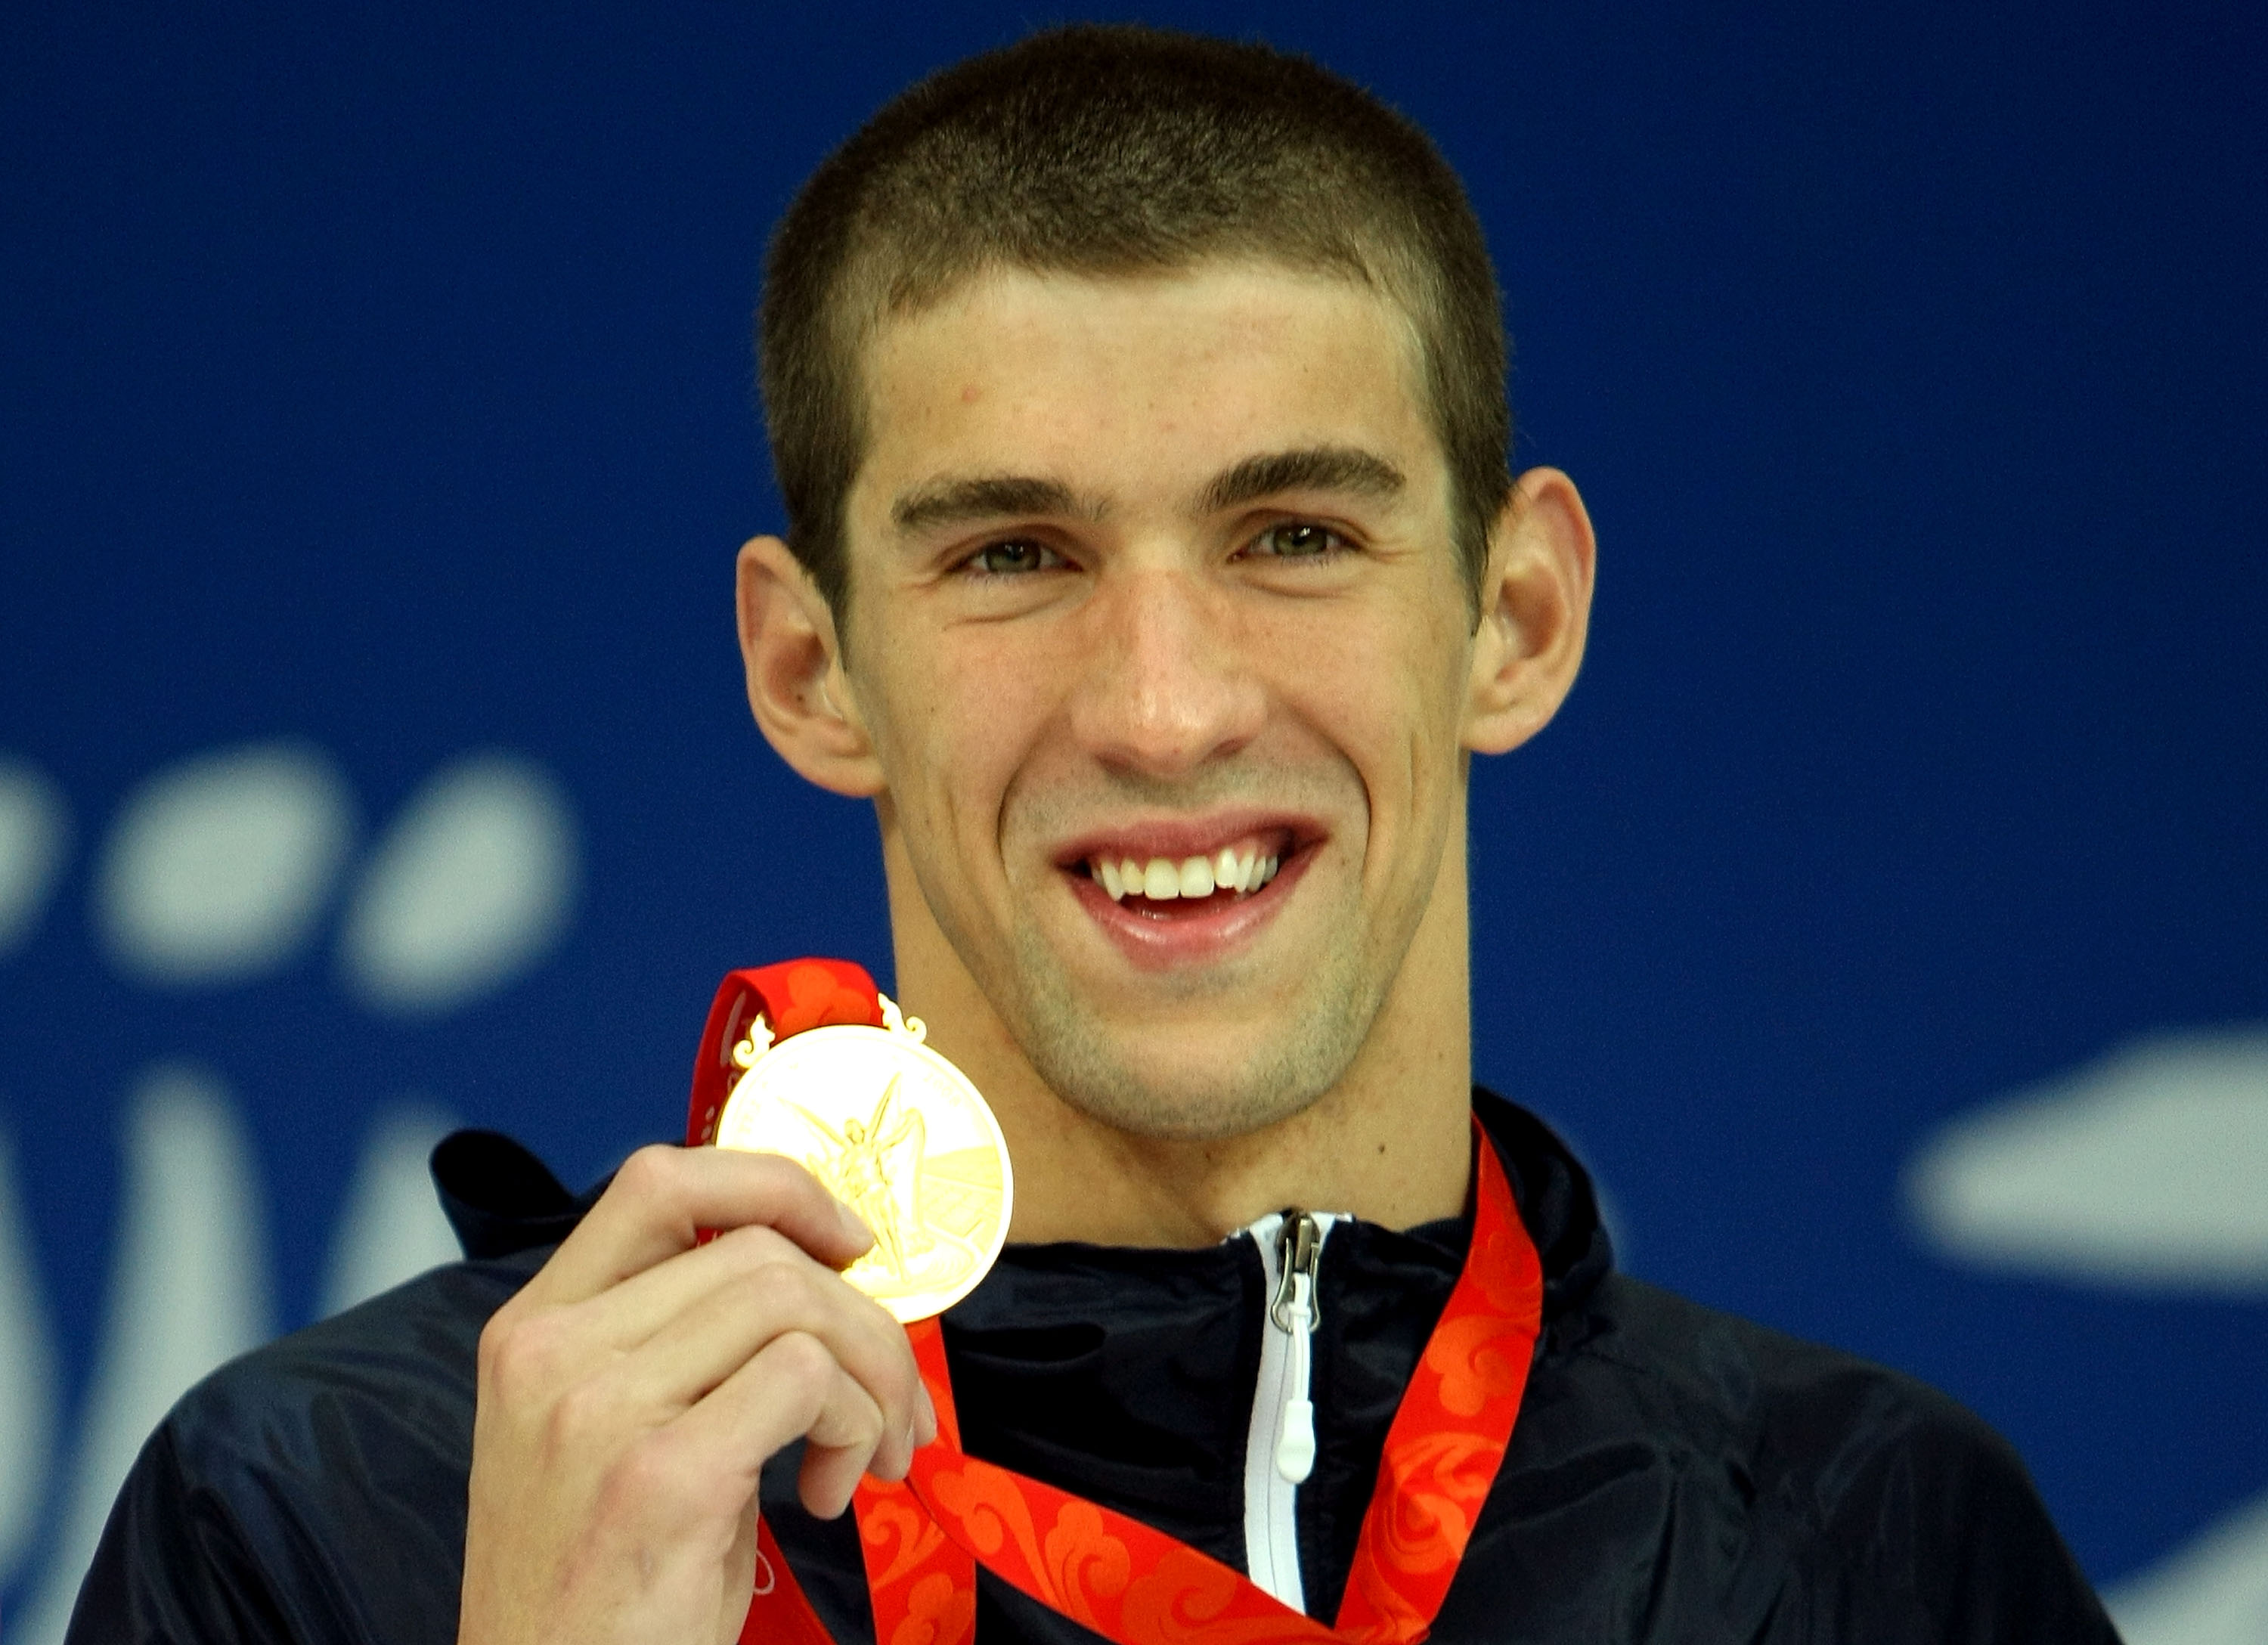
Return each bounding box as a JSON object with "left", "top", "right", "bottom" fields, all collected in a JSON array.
[
  {"left": 959, "top": 538, "right": 1066, "bottom": 577},
  {"left": 1245, "top": 522, "right": 1349, "bottom": 560}
]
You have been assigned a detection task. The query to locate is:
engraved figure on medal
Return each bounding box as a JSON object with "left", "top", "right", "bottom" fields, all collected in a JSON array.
[
  {"left": 713, "top": 994, "right": 1012, "bottom": 1321},
  {"left": 789, "top": 1077, "right": 928, "bottom": 1284}
]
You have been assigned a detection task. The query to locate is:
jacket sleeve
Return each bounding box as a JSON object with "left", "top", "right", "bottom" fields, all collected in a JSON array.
[
  {"left": 65, "top": 1422, "right": 309, "bottom": 1645},
  {"left": 62, "top": 1183, "right": 569, "bottom": 1645},
  {"left": 58, "top": 1260, "right": 509, "bottom": 1645}
]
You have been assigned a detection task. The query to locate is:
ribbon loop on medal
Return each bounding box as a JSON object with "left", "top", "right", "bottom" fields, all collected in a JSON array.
[
  {"left": 689, "top": 959, "right": 887, "bottom": 1148},
  {"left": 690, "top": 960, "right": 1014, "bottom": 1323}
]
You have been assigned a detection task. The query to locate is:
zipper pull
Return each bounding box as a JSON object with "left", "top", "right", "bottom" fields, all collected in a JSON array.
[{"left": 1272, "top": 1211, "right": 1322, "bottom": 1483}]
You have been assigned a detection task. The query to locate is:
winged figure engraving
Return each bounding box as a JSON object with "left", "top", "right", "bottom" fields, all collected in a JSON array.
[{"left": 790, "top": 1076, "right": 927, "bottom": 1282}]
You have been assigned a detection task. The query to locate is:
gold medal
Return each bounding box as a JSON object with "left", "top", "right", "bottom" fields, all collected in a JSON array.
[{"left": 714, "top": 993, "right": 1012, "bottom": 1321}]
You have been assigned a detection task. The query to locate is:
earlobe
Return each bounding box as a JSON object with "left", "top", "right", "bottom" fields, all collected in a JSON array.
[
  {"left": 1463, "top": 468, "right": 1597, "bottom": 757},
  {"left": 736, "top": 536, "right": 887, "bottom": 798}
]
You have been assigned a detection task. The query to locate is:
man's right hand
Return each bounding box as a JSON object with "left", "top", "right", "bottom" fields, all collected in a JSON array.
[{"left": 457, "top": 1144, "right": 936, "bottom": 1645}]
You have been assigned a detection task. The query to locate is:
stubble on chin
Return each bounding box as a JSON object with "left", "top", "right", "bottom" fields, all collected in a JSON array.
[{"left": 996, "top": 918, "right": 1385, "bottom": 1143}]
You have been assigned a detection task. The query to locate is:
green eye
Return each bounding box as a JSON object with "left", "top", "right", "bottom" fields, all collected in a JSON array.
[
  {"left": 1259, "top": 523, "right": 1339, "bottom": 557},
  {"left": 968, "top": 540, "right": 1056, "bottom": 575}
]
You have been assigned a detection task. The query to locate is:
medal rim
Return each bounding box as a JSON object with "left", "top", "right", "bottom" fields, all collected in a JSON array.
[{"left": 714, "top": 1021, "right": 1013, "bottom": 1321}]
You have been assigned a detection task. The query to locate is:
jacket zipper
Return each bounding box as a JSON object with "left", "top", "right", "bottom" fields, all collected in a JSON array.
[{"left": 1242, "top": 1208, "right": 1336, "bottom": 1612}]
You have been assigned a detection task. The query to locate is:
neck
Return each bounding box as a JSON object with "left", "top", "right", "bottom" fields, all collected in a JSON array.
[
  {"left": 991, "top": 1031, "right": 1473, "bottom": 1246},
  {"left": 881, "top": 816, "right": 1476, "bottom": 1247}
]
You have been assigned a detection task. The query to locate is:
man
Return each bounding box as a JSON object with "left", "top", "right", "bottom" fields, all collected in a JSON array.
[{"left": 70, "top": 24, "right": 2117, "bottom": 1645}]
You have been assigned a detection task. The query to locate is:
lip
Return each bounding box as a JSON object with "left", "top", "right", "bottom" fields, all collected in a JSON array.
[
  {"left": 1064, "top": 838, "right": 1318, "bottom": 973},
  {"left": 1050, "top": 809, "right": 1317, "bottom": 871}
]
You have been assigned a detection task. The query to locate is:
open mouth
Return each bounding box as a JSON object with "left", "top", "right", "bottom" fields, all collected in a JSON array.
[{"left": 1074, "top": 830, "right": 1292, "bottom": 916}]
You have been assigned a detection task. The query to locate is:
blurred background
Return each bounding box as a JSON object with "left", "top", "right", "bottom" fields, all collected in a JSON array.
[{"left": 2, "top": 2, "right": 2262, "bottom": 1639}]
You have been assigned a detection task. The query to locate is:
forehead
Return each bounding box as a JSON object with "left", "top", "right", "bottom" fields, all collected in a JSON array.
[{"left": 849, "top": 262, "right": 1443, "bottom": 511}]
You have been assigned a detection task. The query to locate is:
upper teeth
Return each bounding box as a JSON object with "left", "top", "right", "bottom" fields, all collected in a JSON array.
[{"left": 1092, "top": 846, "right": 1280, "bottom": 902}]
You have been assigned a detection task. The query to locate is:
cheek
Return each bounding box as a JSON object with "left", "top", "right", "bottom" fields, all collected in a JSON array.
[
  {"left": 1264, "top": 605, "right": 1470, "bottom": 818},
  {"left": 868, "top": 625, "right": 1055, "bottom": 859}
]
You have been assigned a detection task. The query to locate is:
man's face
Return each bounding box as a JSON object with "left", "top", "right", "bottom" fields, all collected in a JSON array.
[{"left": 833, "top": 262, "right": 1484, "bottom": 1141}]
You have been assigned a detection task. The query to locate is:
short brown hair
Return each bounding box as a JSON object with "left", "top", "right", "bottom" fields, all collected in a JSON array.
[{"left": 758, "top": 23, "right": 1512, "bottom": 623}]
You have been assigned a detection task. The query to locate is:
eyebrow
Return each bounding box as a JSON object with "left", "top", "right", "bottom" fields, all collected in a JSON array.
[
  {"left": 891, "top": 476, "right": 1098, "bottom": 534},
  {"left": 1197, "top": 446, "right": 1406, "bottom": 515},
  {"left": 888, "top": 445, "right": 1407, "bottom": 536}
]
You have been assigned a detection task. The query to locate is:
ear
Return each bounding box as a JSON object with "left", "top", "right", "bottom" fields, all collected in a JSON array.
[
  {"left": 736, "top": 535, "right": 886, "bottom": 798},
  {"left": 1463, "top": 467, "right": 1596, "bottom": 756}
]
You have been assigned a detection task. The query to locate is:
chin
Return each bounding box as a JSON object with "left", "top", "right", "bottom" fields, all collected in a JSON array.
[
  {"left": 1021, "top": 1003, "right": 1371, "bottom": 1145},
  {"left": 1060, "top": 1071, "right": 1324, "bottom": 1145},
  {"left": 993, "top": 913, "right": 1387, "bottom": 1142}
]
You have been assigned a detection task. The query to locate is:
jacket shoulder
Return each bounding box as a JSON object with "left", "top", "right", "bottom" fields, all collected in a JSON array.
[
  {"left": 68, "top": 1250, "right": 544, "bottom": 1645},
  {"left": 1575, "top": 1272, "right": 1997, "bottom": 1495},
  {"left": 1505, "top": 1272, "right": 2116, "bottom": 1641},
  {"left": 174, "top": 1250, "right": 533, "bottom": 1466}
]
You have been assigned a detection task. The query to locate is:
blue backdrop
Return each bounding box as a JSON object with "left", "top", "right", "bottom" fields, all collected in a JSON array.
[{"left": 3, "top": 4, "right": 2263, "bottom": 1640}]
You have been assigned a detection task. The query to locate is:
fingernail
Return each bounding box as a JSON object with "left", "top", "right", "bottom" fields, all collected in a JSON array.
[
  {"left": 837, "top": 1201, "right": 873, "bottom": 1251},
  {"left": 915, "top": 1385, "right": 939, "bottom": 1447}
]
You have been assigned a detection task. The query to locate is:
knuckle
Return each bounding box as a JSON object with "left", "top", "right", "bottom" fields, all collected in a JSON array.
[
  {"left": 806, "top": 1365, "right": 886, "bottom": 1453},
  {"left": 474, "top": 1310, "right": 511, "bottom": 1380},
  {"left": 612, "top": 1142, "right": 682, "bottom": 1200},
  {"left": 596, "top": 1431, "right": 692, "bottom": 1520},
  {"left": 764, "top": 1327, "right": 838, "bottom": 1392},
  {"left": 604, "top": 1431, "right": 751, "bottom": 1529},
  {"left": 736, "top": 1257, "right": 819, "bottom": 1321},
  {"left": 544, "top": 1374, "right": 624, "bottom": 1456},
  {"left": 480, "top": 1311, "right": 565, "bottom": 1400}
]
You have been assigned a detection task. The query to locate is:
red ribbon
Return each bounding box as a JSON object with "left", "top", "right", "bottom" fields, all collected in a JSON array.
[
  {"left": 686, "top": 958, "right": 887, "bottom": 1148},
  {"left": 699, "top": 964, "right": 1543, "bottom": 1645}
]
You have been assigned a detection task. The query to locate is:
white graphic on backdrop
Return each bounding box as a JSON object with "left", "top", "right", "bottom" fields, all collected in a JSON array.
[
  {"left": 339, "top": 754, "right": 580, "bottom": 1015},
  {"left": 2106, "top": 1492, "right": 2268, "bottom": 1645},
  {"left": 319, "top": 1103, "right": 467, "bottom": 1319},
  {"left": 0, "top": 1125, "right": 60, "bottom": 1588},
  {"left": 0, "top": 761, "right": 70, "bottom": 957},
  {"left": 1907, "top": 1030, "right": 2268, "bottom": 1291},
  {"left": 13, "top": 1067, "right": 275, "bottom": 1645},
  {"left": 0, "top": 742, "right": 575, "bottom": 1643},
  {"left": 1907, "top": 1028, "right": 2268, "bottom": 1645},
  {"left": 95, "top": 741, "right": 357, "bottom": 986}
]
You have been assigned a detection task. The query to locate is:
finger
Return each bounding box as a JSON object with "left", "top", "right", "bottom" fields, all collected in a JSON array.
[
  {"left": 669, "top": 1331, "right": 889, "bottom": 1520},
  {"left": 798, "top": 1366, "right": 891, "bottom": 1519},
  {"left": 513, "top": 1219, "right": 816, "bottom": 1362},
  {"left": 601, "top": 1247, "right": 925, "bottom": 1472},
  {"left": 524, "top": 1145, "right": 872, "bottom": 1308}
]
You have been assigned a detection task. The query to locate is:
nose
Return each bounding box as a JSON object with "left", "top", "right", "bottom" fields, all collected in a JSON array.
[{"left": 1068, "top": 565, "right": 1266, "bottom": 777}]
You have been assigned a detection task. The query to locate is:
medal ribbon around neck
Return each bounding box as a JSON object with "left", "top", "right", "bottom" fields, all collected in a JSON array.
[{"left": 697, "top": 962, "right": 1545, "bottom": 1645}]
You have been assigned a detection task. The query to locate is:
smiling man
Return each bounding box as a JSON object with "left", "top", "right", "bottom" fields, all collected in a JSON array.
[
  {"left": 745, "top": 258, "right": 1558, "bottom": 1245},
  {"left": 70, "top": 24, "right": 2116, "bottom": 1645}
]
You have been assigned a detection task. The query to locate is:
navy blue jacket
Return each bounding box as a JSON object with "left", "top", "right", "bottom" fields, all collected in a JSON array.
[{"left": 67, "top": 1092, "right": 2118, "bottom": 1643}]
